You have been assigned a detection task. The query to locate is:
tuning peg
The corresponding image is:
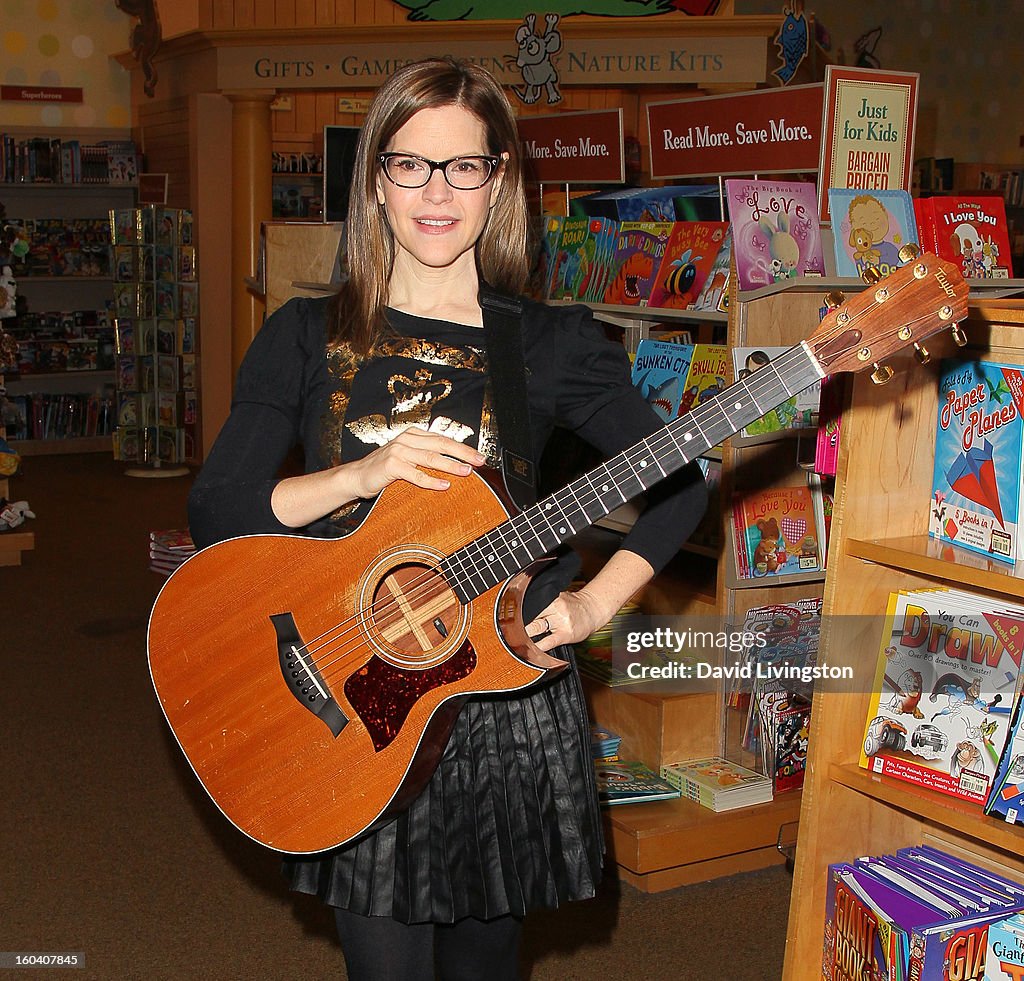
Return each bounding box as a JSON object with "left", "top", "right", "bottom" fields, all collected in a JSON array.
[
  {"left": 861, "top": 266, "right": 883, "bottom": 285},
  {"left": 823, "top": 290, "right": 846, "bottom": 309},
  {"left": 898, "top": 243, "right": 921, "bottom": 263},
  {"left": 871, "top": 363, "right": 894, "bottom": 385},
  {"left": 913, "top": 343, "right": 931, "bottom": 365},
  {"left": 951, "top": 324, "right": 968, "bottom": 347}
]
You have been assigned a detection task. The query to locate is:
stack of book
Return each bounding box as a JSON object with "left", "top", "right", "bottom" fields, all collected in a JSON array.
[
  {"left": 149, "top": 528, "right": 195, "bottom": 576},
  {"left": 594, "top": 759, "right": 680, "bottom": 807},
  {"left": 573, "top": 599, "right": 643, "bottom": 686},
  {"left": 590, "top": 724, "right": 622, "bottom": 762},
  {"left": 660, "top": 756, "right": 773, "bottom": 812},
  {"left": 822, "top": 845, "right": 1024, "bottom": 980}
]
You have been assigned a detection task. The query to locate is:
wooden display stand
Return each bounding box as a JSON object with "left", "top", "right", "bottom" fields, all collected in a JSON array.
[
  {"left": 782, "top": 299, "right": 1024, "bottom": 977},
  {"left": 252, "top": 221, "right": 345, "bottom": 316}
]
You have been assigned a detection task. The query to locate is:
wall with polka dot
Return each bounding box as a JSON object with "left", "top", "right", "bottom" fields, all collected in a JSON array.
[{"left": 2, "top": 0, "right": 130, "bottom": 129}]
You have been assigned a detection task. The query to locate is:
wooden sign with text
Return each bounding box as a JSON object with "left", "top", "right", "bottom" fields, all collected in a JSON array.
[
  {"left": 518, "top": 109, "right": 623, "bottom": 184},
  {"left": 1, "top": 85, "right": 82, "bottom": 104},
  {"left": 818, "top": 66, "right": 919, "bottom": 221},
  {"left": 646, "top": 84, "right": 823, "bottom": 180}
]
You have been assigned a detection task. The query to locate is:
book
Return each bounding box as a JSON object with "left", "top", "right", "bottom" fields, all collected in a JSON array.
[
  {"left": 826, "top": 188, "right": 921, "bottom": 279},
  {"left": 676, "top": 342, "right": 729, "bottom": 419},
  {"left": 734, "top": 485, "right": 822, "bottom": 579},
  {"left": 594, "top": 759, "right": 681, "bottom": 806},
  {"left": 914, "top": 195, "right": 1014, "bottom": 279},
  {"left": 660, "top": 756, "right": 772, "bottom": 811},
  {"left": 546, "top": 217, "right": 590, "bottom": 300},
  {"left": 630, "top": 338, "right": 694, "bottom": 422},
  {"left": 690, "top": 229, "right": 732, "bottom": 313},
  {"left": 859, "top": 588, "right": 1024, "bottom": 805},
  {"left": 529, "top": 215, "right": 562, "bottom": 299},
  {"left": 647, "top": 221, "right": 728, "bottom": 310},
  {"left": 602, "top": 221, "right": 673, "bottom": 306},
  {"left": 723, "top": 179, "right": 825, "bottom": 290},
  {"left": 986, "top": 912, "right": 1024, "bottom": 980},
  {"left": 577, "top": 216, "right": 619, "bottom": 303},
  {"left": 730, "top": 345, "right": 821, "bottom": 438},
  {"left": 929, "top": 359, "right": 1024, "bottom": 564},
  {"left": 986, "top": 689, "right": 1024, "bottom": 826}
]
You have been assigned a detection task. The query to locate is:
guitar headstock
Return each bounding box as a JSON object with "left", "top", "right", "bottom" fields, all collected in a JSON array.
[{"left": 806, "top": 248, "right": 969, "bottom": 382}]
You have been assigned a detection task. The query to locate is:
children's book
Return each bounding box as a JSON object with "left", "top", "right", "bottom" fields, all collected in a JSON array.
[
  {"left": 915, "top": 195, "right": 1014, "bottom": 279},
  {"left": 530, "top": 215, "right": 563, "bottom": 299},
  {"left": 723, "top": 179, "right": 825, "bottom": 290},
  {"left": 630, "top": 338, "right": 694, "bottom": 423},
  {"left": 929, "top": 359, "right": 1024, "bottom": 564},
  {"left": 602, "top": 221, "right": 673, "bottom": 306},
  {"left": 734, "top": 485, "right": 821, "bottom": 579},
  {"left": 985, "top": 690, "right": 1024, "bottom": 826},
  {"left": 985, "top": 912, "right": 1024, "bottom": 981},
  {"left": 659, "top": 756, "right": 772, "bottom": 811},
  {"left": 731, "top": 345, "right": 821, "bottom": 438},
  {"left": 647, "top": 221, "right": 728, "bottom": 310},
  {"left": 690, "top": 229, "right": 732, "bottom": 313},
  {"left": 827, "top": 188, "right": 921, "bottom": 279},
  {"left": 546, "top": 216, "right": 590, "bottom": 301},
  {"left": 594, "top": 759, "right": 681, "bottom": 806},
  {"left": 577, "top": 216, "right": 619, "bottom": 303},
  {"left": 859, "top": 588, "right": 1024, "bottom": 805}
]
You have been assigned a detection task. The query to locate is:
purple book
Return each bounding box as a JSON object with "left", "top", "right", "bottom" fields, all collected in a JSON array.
[{"left": 724, "top": 178, "right": 825, "bottom": 290}]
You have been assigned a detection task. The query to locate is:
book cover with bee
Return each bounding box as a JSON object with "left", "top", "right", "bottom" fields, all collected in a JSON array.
[
  {"left": 929, "top": 358, "right": 1024, "bottom": 564},
  {"left": 648, "top": 221, "right": 728, "bottom": 310}
]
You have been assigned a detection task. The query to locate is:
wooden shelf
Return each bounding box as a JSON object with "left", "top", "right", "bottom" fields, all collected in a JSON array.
[
  {"left": 605, "top": 791, "right": 801, "bottom": 892},
  {"left": 847, "top": 535, "right": 1024, "bottom": 599},
  {"left": 11, "top": 435, "right": 112, "bottom": 456},
  {"left": 0, "top": 530, "right": 35, "bottom": 566},
  {"left": 830, "top": 763, "right": 1024, "bottom": 854}
]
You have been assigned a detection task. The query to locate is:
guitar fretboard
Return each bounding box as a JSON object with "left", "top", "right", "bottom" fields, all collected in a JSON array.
[{"left": 440, "top": 341, "right": 825, "bottom": 603}]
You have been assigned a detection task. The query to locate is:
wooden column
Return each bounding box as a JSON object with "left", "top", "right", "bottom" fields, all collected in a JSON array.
[{"left": 226, "top": 91, "right": 274, "bottom": 385}]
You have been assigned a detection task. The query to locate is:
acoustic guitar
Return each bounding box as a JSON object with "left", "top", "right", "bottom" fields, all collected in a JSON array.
[{"left": 148, "top": 249, "right": 968, "bottom": 853}]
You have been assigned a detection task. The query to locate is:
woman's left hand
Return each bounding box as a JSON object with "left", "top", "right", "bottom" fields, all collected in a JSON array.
[{"left": 526, "top": 589, "right": 607, "bottom": 653}]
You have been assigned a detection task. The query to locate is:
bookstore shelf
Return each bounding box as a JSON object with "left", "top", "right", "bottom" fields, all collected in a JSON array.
[
  {"left": 829, "top": 763, "right": 1024, "bottom": 856},
  {"left": 0, "top": 529, "right": 35, "bottom": 567},
  {"left": 781, "top": 299, "right": 1024, "bottom": 979},
  {"left": 846, "top": 535, "right": 1024, "bottom": 600}
]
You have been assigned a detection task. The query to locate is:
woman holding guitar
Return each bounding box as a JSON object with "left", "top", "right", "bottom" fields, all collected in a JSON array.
[{"left": 187, "top": 57, "right": 706, "bottom": 980}]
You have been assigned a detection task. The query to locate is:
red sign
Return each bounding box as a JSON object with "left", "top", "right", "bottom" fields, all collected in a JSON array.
[
  {"left": 138, "top": 173, "right": 169, "bottom": 205},
  {"left": 646, "top": 84, "right": 823, "bottom": 180},
  {"left": 517, "top": 109, "right": 624, "bottom": 185},
  {"left": 1, "top": 85, "right": 83, "bottom": 104}
]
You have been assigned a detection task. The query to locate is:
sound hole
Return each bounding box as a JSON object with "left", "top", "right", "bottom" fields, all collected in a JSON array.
[{"left": 369, "top": 563, "right": 462, "bottom": 664}]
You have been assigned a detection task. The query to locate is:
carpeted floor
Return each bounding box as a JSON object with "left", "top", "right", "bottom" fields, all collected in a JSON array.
[{"left": 1, "top": 453, "right": 793, "bottom": 980}]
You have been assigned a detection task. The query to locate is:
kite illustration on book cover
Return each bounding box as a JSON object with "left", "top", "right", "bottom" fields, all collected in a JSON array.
[{"left": 929, "top": 359, "right": 1024, "bottom": 564}]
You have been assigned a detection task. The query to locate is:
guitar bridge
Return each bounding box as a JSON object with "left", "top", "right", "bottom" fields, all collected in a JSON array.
[{"left": 269, "top": 612, "right": 348, "bottom": 738}]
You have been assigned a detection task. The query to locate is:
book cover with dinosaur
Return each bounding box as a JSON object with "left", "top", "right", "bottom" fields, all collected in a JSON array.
[{"left": 602, "top": 221, "right": 672, "bottom": 306}]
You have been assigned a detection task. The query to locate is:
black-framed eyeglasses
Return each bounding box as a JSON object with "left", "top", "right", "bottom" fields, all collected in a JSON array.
[{"left": 378, "top": 152, "right": 500, "bottom": 190}]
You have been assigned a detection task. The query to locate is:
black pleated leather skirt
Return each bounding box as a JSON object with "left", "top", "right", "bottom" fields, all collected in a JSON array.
[{"left": 281, "top": 648, "right": 604, "bottom": 924}]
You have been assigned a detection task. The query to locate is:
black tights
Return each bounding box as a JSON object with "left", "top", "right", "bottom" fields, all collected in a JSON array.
[{"left": 334, "top": 907, "right": 523, "bottom": 981}]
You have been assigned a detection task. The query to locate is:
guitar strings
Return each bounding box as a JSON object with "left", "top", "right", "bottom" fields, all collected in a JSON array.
[
  {"left": 297, "top": 280, "right": 945, "bottom": 687},
  {"left": 294, "top": 341, "right": 824, "bottom": 684}
]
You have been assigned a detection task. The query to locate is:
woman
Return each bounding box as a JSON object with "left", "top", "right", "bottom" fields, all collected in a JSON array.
[{"left": 188, "top": 57, "right": 706, "bottom": 980}]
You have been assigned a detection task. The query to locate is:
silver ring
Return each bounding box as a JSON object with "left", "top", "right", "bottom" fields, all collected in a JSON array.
[{"left": 542, "top": 617, "right": 550, "bottom": 633}]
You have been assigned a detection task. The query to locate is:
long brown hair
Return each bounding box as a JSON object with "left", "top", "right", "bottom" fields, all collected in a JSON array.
[{"left": 327, "top": 57, "right": 530, "bottom": 354}]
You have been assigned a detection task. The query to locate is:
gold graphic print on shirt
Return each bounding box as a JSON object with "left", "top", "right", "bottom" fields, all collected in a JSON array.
[{"left": 346, "top": 368, "right": 474, "bottom": 446}]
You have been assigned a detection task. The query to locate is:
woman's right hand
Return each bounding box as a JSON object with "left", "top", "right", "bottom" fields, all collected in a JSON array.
[{"left": 344, "top": 428, "right": 486, "bottom": 500}]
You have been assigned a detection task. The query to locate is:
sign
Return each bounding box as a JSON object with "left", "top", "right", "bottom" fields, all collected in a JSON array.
[
  {"left": 1, "top": 85, "right": 83, "bottom": 104},
  {"left": 647, "top": 84, "right": 823, "bottom": 179},
  {"left": 518, "top": 109, "right": 623, "bottom": 184},
  {"left": 818, "top": 66, "right": 919, "bottom": 221},
  {"left": 216, "top": 35, "right": 768, "bottom": 90},
  {"left": 138, "top": 173, "right": 168, "bottom": 205}
]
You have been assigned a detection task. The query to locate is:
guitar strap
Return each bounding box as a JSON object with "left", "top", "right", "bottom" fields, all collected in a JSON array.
[{"left": 479, "top": 286, "right": 537, "bottom": 511}]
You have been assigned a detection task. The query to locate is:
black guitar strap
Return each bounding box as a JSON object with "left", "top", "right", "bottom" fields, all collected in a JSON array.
[{"left": 479, "top": 286, "right": 537, "bottom": 511}]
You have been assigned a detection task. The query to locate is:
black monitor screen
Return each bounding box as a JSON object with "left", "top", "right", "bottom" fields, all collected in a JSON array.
[{"left": 323, "top": 125, "right": 361, "bottom": 223}]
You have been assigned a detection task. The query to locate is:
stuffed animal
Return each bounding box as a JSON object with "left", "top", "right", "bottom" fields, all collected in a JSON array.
[
  {"left": 0, "top": 498, "right": 35, "bottom": 530},
  {"left": 753, "top": 517, "right": 782, "bottom": 574}
]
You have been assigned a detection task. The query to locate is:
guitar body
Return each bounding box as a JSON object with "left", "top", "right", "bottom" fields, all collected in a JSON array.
[{"left": 147, "top": 469, "right": 566, "bottom": 854}]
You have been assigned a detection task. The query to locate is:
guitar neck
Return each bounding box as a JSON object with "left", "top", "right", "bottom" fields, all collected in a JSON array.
[{"left": 442, "top": 341, "right": 825, "bottom": 603}]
